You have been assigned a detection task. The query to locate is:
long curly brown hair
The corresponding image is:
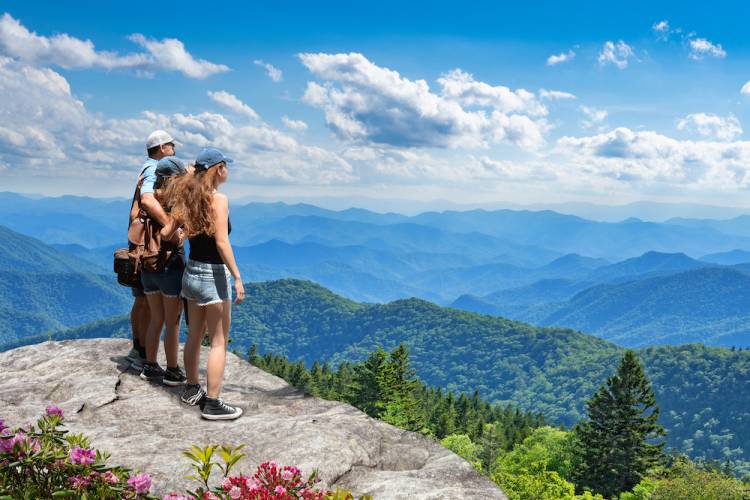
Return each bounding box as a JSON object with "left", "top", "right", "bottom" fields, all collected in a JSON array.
[{"left": 163, "top": 166, "right": 223, "bottom": 237}]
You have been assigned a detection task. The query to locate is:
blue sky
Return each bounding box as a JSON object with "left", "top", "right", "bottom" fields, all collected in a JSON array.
[{"left": 2, "top": 1, "right": 750, "bottom": 210}]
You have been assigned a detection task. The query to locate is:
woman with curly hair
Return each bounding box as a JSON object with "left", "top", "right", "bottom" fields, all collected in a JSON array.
[{"left": 163, "top": 147, "right": 245, "bottom": 420}]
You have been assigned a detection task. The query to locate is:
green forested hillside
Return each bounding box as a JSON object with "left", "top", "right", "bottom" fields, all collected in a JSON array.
[
  {"left": 41, "top": 278, "right": 750, "bottom": 473},
  {"left": 0, "top": 225, "right": 131, "bottom": 341}
]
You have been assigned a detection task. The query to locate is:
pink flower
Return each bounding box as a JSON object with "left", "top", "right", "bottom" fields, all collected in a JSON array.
[
  {"left": 45, "top": 405, "right": 64, "bottom": 420},
  {"left": 202, "top": 493, "right": 220, "bottom": 500},
  {"left": 68, "top": 474, "right": 92, "bottom": 489},
  {"left": 222, "top": 477, "right": 233, "bottom": 490},
  {"left": 228, "top": 486, "right": 242, "bottom": 499},
  {"left": 128, "top": 472, "right": 152, "bottom": 494},
  {"left": 102, "top": 470, "right": 119, "bottom": 484},
  {"left": 275, "top": 485, "right": 287, "bottom": 495},
  {"left": 163, "top": 494, "right": 190, "bottom": 500},
  {"left": 281, "top": 469, "right": 294, "bottom": 481},
  {"left": 69, "top": 446, "right": 96, "bottom": 465}
]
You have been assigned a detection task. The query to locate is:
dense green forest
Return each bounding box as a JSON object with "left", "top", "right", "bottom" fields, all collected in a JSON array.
[
  {"left": 249, "top": 343, "right": 750, "bottom": 499},
  {"left": 30, "top": 278, "right": 750, "bottom": 477}
]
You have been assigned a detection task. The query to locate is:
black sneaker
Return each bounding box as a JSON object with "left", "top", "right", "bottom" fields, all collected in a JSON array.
[
  {"left": 181, "top": 384, "right": 206, "bottom": 406},
  {"left": 163, "top": 366, "right": 187, "bottom": 387},
  {"left": 140, "top": 363, "right": 165, "bottom": 381},
  {"left": 201, "top": 397, "right": 243, "bottom": 421}
]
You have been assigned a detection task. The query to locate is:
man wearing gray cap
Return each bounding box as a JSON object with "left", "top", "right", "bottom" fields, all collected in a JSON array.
[{"left": 126, "top": 130, "right": 179, "bottom": 371}]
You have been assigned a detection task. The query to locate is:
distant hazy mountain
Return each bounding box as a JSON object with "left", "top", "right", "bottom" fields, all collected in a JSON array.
[
  {"left": 701, "top": 249, "right": 750, "bottom": 265},
  {"left": 586, "top": 251, "right": 708, "bottom": 283},
  {"left": 539, "top": 267, "right": 750, "bottom": 347},
  {"left": 666, "top": 215, "right": 750, "bottom": 238}
]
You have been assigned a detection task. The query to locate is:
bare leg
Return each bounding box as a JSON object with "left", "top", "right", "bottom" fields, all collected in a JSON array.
[
  {"left": 132, "top": 296, "right": 150, "bottom": 346},
  {"left": 144, "top": 293, "right": 164, "bottom": 364},
  {"left": 162, "top": 296, "right": 182, "bottom": 368},
  {"left": 205, "top": 301, "right": 230, "bottom": 398},
  {"left": 184, "top": 300, "right": 206, "bottom": 385}
]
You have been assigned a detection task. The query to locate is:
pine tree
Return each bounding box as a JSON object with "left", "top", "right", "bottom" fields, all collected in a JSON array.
[{"left": 572, "top": 350, "right": 665, "bottom": 498}]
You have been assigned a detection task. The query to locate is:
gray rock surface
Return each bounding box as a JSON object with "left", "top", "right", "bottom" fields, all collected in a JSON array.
[{"left": 0, "top": 339, "right": 506, "bottom": 499}]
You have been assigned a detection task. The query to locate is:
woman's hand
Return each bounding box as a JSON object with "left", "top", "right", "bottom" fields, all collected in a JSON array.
[{"left": 234, "top": 280, "right": 245, "bottom": 305}]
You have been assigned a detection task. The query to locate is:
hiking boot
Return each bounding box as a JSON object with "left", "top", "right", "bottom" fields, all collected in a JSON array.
[
  {"left": 201, "top": 397, "right": 243, "bottom": 421},
  {"left": 181, "top": 384, "right": 206, "bottom": 406},
  {"left": 130, "top": 353, "right": 145, "bottom": 372},
  {"left": 126, "top": 347, "right": 140, "bottom": 363},
  {"left": 163, "top": 366, "right": 187, "bottom": 387},
  {"left": 140, "top": 363, "right": 165, "bottom": 381}
]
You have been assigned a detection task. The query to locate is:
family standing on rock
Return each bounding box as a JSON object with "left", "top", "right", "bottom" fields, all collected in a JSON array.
[{"left": 122, "top": 130, "right": 245, "bottom": 421}]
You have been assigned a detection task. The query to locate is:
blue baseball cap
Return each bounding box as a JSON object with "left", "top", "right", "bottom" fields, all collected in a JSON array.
[
  {"left": 194, "top": 147, "right": 233, "bottom": 171},
  {"left": 155, "top": 156, "right": 187, "bottom": 178}
]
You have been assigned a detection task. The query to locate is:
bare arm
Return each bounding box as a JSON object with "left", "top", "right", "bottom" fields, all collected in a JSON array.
[
  {"left": 212, "top": 193, "right": 245, "bottom": 304},
  {"left": 140, "top": 192, "right": 170, "bottom": 227}
]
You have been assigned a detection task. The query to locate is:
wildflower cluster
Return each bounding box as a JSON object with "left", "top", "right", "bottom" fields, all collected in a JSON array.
[
  {"left": 0, "top": 406, "right": 157, "bottom": 499},
  {"left": 180, "top": 445, "right": 371, "bottom": 500}
]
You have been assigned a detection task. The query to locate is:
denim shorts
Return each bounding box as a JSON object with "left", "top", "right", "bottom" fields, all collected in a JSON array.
[
  {"left": 181, "top": 259, "right": 232, "bottom": 306},
  {"left": 141, "top": 259, "right": 185, "bottom": 298}
]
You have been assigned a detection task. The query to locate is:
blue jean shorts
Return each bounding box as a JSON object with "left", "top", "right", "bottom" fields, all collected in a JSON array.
[
  {"left": 181, "top": 259, "right": 232, "bottom": 306},
  {"left": 141, "top": 258, "right": 185, "bottom": 298}
]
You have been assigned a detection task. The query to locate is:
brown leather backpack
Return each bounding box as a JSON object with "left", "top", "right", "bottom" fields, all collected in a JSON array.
[{"left": 113, "top": 172, "right": 172, "bottom": 287}]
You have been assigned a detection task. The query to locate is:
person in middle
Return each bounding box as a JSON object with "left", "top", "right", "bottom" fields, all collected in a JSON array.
[
  {"left": 139, "top": 155, "right": 189, "bottom": 386},
  {"left": 163, "top": 147, "right": 245, "bottom": 420}
]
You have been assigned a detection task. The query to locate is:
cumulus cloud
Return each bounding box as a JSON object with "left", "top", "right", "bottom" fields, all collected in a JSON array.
[
  {"left": 597, "top": 40, "right": 635, "bottom": 69},
  {"left": 546, "top": 50, "right": 575, "bottom": 66},
  {"left": 677, "top": 113, "right": 742, "bottom": 141},
  {"left": 0, "top": 57, "right": 352, "bottom": 185},
  {"left": 652, "top": 20, "right": 670, "bottom": 33},
  {"left": 282, "top": 116, "right": 308, "bottom": 131},
  {"left": 127, "top": 34, "right": 229, "bottom": 78},
  {"left": 741, "top": 81, "right": 750, "bottom": 95},
  {"left": 580, "top": 106, "right": 608, "bottom": 129},
  {"left": 254, "top": 59, "right": 282, "bottom": 82},
  {"left": 298, "top": 52, "right": 549, "bottom": 150},
  {"left": 539, "top": 89, "right": 576, "bottom": 100},
  {"left": 0, "top": 13, "right": 228, "bottom": 78},
  {"left": 208, "top": 90, "right": 259, "bottom": 120},
  {"left": 688, "top": 38, "right": 726, "bottom": 60},
  {"left": 556, "top": 127, "right": 750, "bottom": 187}
]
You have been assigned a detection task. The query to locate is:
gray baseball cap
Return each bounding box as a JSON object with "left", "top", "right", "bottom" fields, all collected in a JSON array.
[{"left": 156, "top": 156, "right": 187, "bottom": 178}]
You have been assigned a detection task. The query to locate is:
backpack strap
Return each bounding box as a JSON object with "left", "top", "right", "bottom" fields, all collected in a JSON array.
[{"left": 128, "top": 165, "right": 151, "bottom": 227}]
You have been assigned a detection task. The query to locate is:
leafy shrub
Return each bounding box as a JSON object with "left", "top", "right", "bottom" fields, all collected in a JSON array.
[{"left": 0, "top": 406, "right": 157, "bottom": 499}]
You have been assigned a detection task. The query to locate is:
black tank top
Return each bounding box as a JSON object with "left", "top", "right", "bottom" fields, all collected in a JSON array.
[{"left": 189, "top": 218, "right": 231, "bottom": 264}]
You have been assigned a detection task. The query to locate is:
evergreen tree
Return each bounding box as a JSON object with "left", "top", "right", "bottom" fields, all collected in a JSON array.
[{"left": 573, "top": 350, "right": 665, "bottom": 498}]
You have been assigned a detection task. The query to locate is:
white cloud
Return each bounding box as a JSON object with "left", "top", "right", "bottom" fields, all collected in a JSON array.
[
  {"left": 741, "top": 81, "right": 750, "bottom": 95},
  {"left": 0, "top": 57, "right": 352, "bottom": 185},
  {"left": 282, "top": 116, "right": 308, "bottom": 131},
  {"left": 597, "top": 40, "right": 635, "bottom": 69},
  {"left": 688, "top": 38, "right": 726, "bottom": 60},
  {"left": 580, "top": 106, "right": 608, "bottom": 129},
  {"left": 546, "top": 50, "right": 575, "bottom": 66},
  {"left": 677, "top": 113, "right": 742, "bottom": 141},
  {"left": 652, "top": 20, "right": 670, "bottom": 33},
  {"left": 128, "top": 34, "right": 229, "bottom": 78},
  {"left": 556, "top": 127, "right": 750, "bottom": 188},
  {"left": 539, "top": 89, "right": 576, "bottom": 100},
  {"left": 299, "top": 52, "right": 549, "bottom": 150},
  {"left": 254, "top": 59, "right": 283, "bottom": 82},
  {"left": 208, "top": 90, "right": 259, "bottom": 120},
  {"left": 0, "top": 13, "right": 228, "bottom": 78}
]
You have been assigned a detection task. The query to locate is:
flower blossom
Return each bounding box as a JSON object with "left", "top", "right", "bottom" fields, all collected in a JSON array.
[
  {"left": 69, "top": 446, "right": 96, "bottom": 465},
  {"left": 128, "top": 472, "right": 152, "bottom": 494},
  {"left": 45, "top": 405, "right": 65, "bottom": 420}
]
